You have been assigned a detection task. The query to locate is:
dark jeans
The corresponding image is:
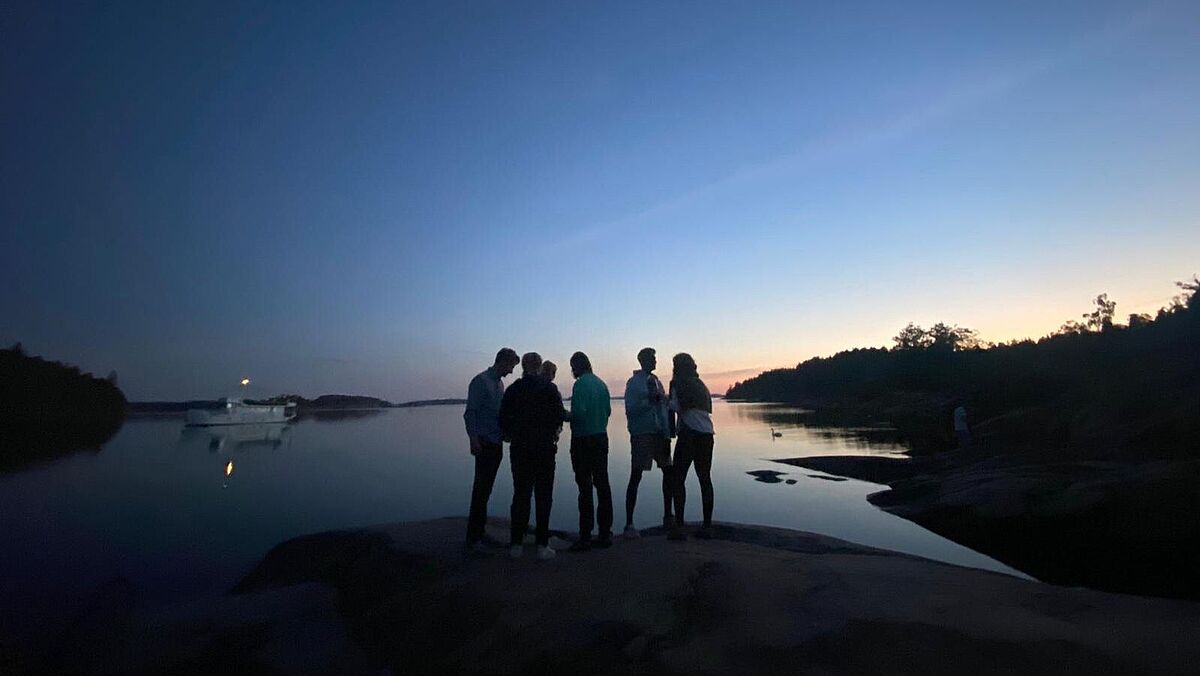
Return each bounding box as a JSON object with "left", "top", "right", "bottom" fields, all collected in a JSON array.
[
  {"left": 510, "top": 444, "right": 556, "bottom": 546},
  {"left": 570, "top": 433, "right": 612, "bottom": 540},
  {"left": 673, "top": 431, "right": 714, "bottom": 527},
  {"left": 466, "top": 440, "right": 503, "bottom": 543}
]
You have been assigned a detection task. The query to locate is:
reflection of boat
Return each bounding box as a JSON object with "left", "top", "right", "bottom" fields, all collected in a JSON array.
[
  {"left": 185, "top": 398, "right": 296, "bottom": 426},
  {"left": 181, "top": 423, "right": 291, "bottom": 451}
]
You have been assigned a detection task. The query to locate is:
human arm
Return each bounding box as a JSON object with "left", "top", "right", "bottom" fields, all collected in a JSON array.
[
  {"left": 464, "top": 376, "right": 483, "bottom": 454},
  {"left": 570, "top": 380, "right": 588, "bottom": 426}
]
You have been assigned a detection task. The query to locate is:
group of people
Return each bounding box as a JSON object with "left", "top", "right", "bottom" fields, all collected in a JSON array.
[{"left": 462, "top": 347, "right": 715, "bottom": 560}]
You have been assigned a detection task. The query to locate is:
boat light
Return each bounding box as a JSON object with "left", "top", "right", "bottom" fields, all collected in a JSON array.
[
  {"left": 225, "top": 461, "right": 234, "bottom": 478},
  {"left": 240, "top": 378, "right": 251, "bottom": 386}
]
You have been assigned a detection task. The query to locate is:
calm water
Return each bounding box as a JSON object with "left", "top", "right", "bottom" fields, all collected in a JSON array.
[{"left": 0, "top": 400, "right": 1024, "bottom": 644}]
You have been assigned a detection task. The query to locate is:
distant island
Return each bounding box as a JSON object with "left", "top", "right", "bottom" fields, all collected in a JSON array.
[{"left": 0, "top": 343, "right": 127, "bottom": 471}]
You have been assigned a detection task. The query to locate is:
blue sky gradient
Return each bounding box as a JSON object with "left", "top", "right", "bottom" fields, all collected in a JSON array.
[{"left": 3, "top": 1, "right": 1198, "bottom": 400}]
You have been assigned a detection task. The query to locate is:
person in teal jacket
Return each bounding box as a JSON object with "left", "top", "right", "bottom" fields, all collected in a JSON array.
[
  {"left": 567, "top": 351, "right": 613, "bottom": 551},
  {"left": 622, "top": 347, "right": 674, "bottom": 537}
]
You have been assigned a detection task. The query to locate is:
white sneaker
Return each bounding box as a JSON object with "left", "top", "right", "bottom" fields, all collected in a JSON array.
[
  {"left": 623, "top": 525, "right": 640, "bottom": 539},
  {"left": 509, "top": 545, "right": 523, "bottom": 559},
  {"left": 537, "top": 545, "right": 556, "bottom": 560}
]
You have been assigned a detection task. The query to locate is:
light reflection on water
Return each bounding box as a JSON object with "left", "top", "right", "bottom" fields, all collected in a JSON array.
[{"left": 0, "top": 400, "right": 1026, "bottom": 643}]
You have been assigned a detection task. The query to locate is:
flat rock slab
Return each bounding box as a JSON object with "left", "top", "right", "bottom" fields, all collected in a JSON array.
[{"left": 229, "top": 517, "right": 1200, "bottom": 675}]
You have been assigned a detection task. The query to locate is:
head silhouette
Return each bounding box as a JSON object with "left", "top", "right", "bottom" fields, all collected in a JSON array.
[
  {"left": 570, "top": 351, "right": 592, "bottom": 378},
  {"left": 637, "top": 347, "right": 657, "bottom": 372},
  {"left": 494, "top": 348, "right": 520, "bottom": 377},
  {"left": 541, "top": 360, "right": 557, "bottom": 382},
  {"left": 673, "top": 352, "right": 698, "bottom": 380},
  {"left": 521, "top": 352, "right": 543, "bottom": 376}
]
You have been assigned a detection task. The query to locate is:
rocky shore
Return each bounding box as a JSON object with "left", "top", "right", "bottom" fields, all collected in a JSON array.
[
  {"left": 38, "top": 517, "right": 1200, "bottom": 674},
  {"left": 775, "top": 453, "right": 1200, "bottom": 600}
]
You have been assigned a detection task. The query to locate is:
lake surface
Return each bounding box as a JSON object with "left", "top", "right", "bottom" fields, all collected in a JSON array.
[{"left": 0, "top": 400, "right": 1025, "bottom": 645}]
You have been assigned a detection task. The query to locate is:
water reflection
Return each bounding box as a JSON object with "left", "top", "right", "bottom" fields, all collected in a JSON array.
[
  {"left": 728, "top": 402, "right": 906, "bottom": 455},
  {"left": 178, "top": 424, "right": 292, "bottom": 452},
  {"left": 0, "top": 400, "right": 1031, "bottom": 647}
]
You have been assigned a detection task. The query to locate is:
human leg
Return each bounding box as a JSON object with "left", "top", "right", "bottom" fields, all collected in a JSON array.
[
  {"left": 466, "top": 442, "right": 502, "bottom": 543},
  {"left": 625, "top": 467, "right": 643, "bottom": 528},
  {"left": 672, "top": 434, "right": 696, "bottom": 525},
  {"left": 509, "top": 448, "right": 534, "bottom": 545},
  {"left": 533, "top": 451, "right": 556, "bottom": 547},
  {"left": 591, "top": 434, "right": 613, "bottom": 538},
  {"left": 571, "top": 438, "right": 594, "bottom": 540},
  {"left": 693, "top": 434, "right": 715, "bottom": 527}
]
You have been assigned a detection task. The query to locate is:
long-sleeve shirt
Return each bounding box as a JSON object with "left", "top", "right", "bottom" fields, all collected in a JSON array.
[
  {"left": 463, "top": 366, "right": 505, "bottom": 444},
  {"left": 570, "top": 372, "right": 611, "bottom": 437},
  {"left": 624, "top": 370, "right": 669, "bottom": 437},
  {"left": 500, "top": 373, "right": 567, "bottom": 451}
]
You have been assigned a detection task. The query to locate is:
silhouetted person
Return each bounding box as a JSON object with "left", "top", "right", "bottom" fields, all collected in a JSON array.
[
  {"left": 669, "top": 353, "right": 714, "bottom": 540},
  {"left": 566, "top": 351, "right": 613, "bottom": 552},
  {"left": 623, "top": 347, "right": 673, "bottom": 537},
  {"left": 954, "top": 402, "right": 971, "bottom": 449},
  {"left": 463, "top": 347, "right": 520, "bottom": 552},
  {"left": 500, "top": 352, "right": 567, "bottom": 560}
]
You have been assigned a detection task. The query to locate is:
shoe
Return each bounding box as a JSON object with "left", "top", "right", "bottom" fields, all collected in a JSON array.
[
  {"left": 694, "top": 525, "right": 714, "bottom": 540},
  {"left": 537, "top": 545, "right": 557, "bottom": 560},
  {"left": 509, "top": 545, "right": 523, "bottom": 559},
  {"left": 623, "top": 525, "right": 640, "bottom": 539},
  {"left": 667, "top": 527, "right": 687, "bottom": 542},
  {"left": 663, "top": 515, "right": 675, "bottom": 529},
  {"left": 567, "top": 539, "right": 592, "bottom": 553},
  {"left": 594, "top": 534, "right": 613, "bottom": 549}
]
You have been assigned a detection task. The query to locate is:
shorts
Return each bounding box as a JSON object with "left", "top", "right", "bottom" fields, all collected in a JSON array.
[{"left": 631, "top": 433, "right": 671, "bottom": 471}]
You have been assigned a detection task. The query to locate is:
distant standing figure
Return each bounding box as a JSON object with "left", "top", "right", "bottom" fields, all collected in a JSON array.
[
  {"left": 566, "top": 351, "right": 613, "bottom": 552},
  {"left": 623, "top": 347, "right": 674, "bottom": 537},
  {"left": 669, "top": 353, "right": 715, "bottom": 540},
  {"left": 954, "top": 403, "right": 971, "bottom": 449},
  {"left": 500, "top": 352, "right": 568, "bottom": 560},
  {"left": 463, "top": 347, "right": 521, "bottom": 551}
]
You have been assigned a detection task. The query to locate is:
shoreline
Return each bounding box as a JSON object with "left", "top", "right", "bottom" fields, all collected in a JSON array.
[{"left": 774, "top": 453, "right": 1200, "bottom": 600}]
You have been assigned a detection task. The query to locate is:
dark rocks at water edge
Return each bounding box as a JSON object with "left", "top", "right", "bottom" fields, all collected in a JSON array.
[
  {"left": 776, "top": 454, "right": 1200, "bottom": 600},
  {"left": 45, "top": 518, "right": 1200, "bottom": 674},
  {"left": 0, "top": 344, "right": 126, "bottom": 471}
]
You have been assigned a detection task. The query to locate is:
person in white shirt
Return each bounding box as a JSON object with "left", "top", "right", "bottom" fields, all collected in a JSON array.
[
  {"left": 954, "top": 403, "right": 971, "bottom": 449},
  {"left": 668, "top": 352, "right": 714, "bottom": 540}
]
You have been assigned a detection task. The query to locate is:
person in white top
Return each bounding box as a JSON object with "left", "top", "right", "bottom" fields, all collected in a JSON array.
[
  {"left": 667, "top": 352, "right": 715, "bottom": 540},
  {"left": 953, "top": 403, "right": 971, "bottom": 449}
]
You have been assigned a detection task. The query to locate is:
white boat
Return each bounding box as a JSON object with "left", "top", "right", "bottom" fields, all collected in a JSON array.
[{"left": 185, "top": 398, "right": 296, "bottom": 426}]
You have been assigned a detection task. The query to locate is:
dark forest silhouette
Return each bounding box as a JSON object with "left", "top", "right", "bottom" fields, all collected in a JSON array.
[
  {"left": 727, "top": 277, "right": 1200, "bottom": 456},
  {"left": 0, "top": 343, "right": 127, "bottom": 471}
]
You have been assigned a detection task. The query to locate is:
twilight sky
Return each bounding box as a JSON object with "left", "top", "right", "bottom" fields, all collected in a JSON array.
[{"left": 3, "top": 1, "right": 1198, "bottom": 401}]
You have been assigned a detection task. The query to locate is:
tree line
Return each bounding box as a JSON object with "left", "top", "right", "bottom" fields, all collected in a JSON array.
[{"left": 726, "top": 277, "right": 1200, "bottom": 455}]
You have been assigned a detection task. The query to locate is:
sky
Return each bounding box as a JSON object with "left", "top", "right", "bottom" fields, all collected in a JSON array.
[{"left": 3, "top": 1, "right": 1198, "bottom": 401}]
